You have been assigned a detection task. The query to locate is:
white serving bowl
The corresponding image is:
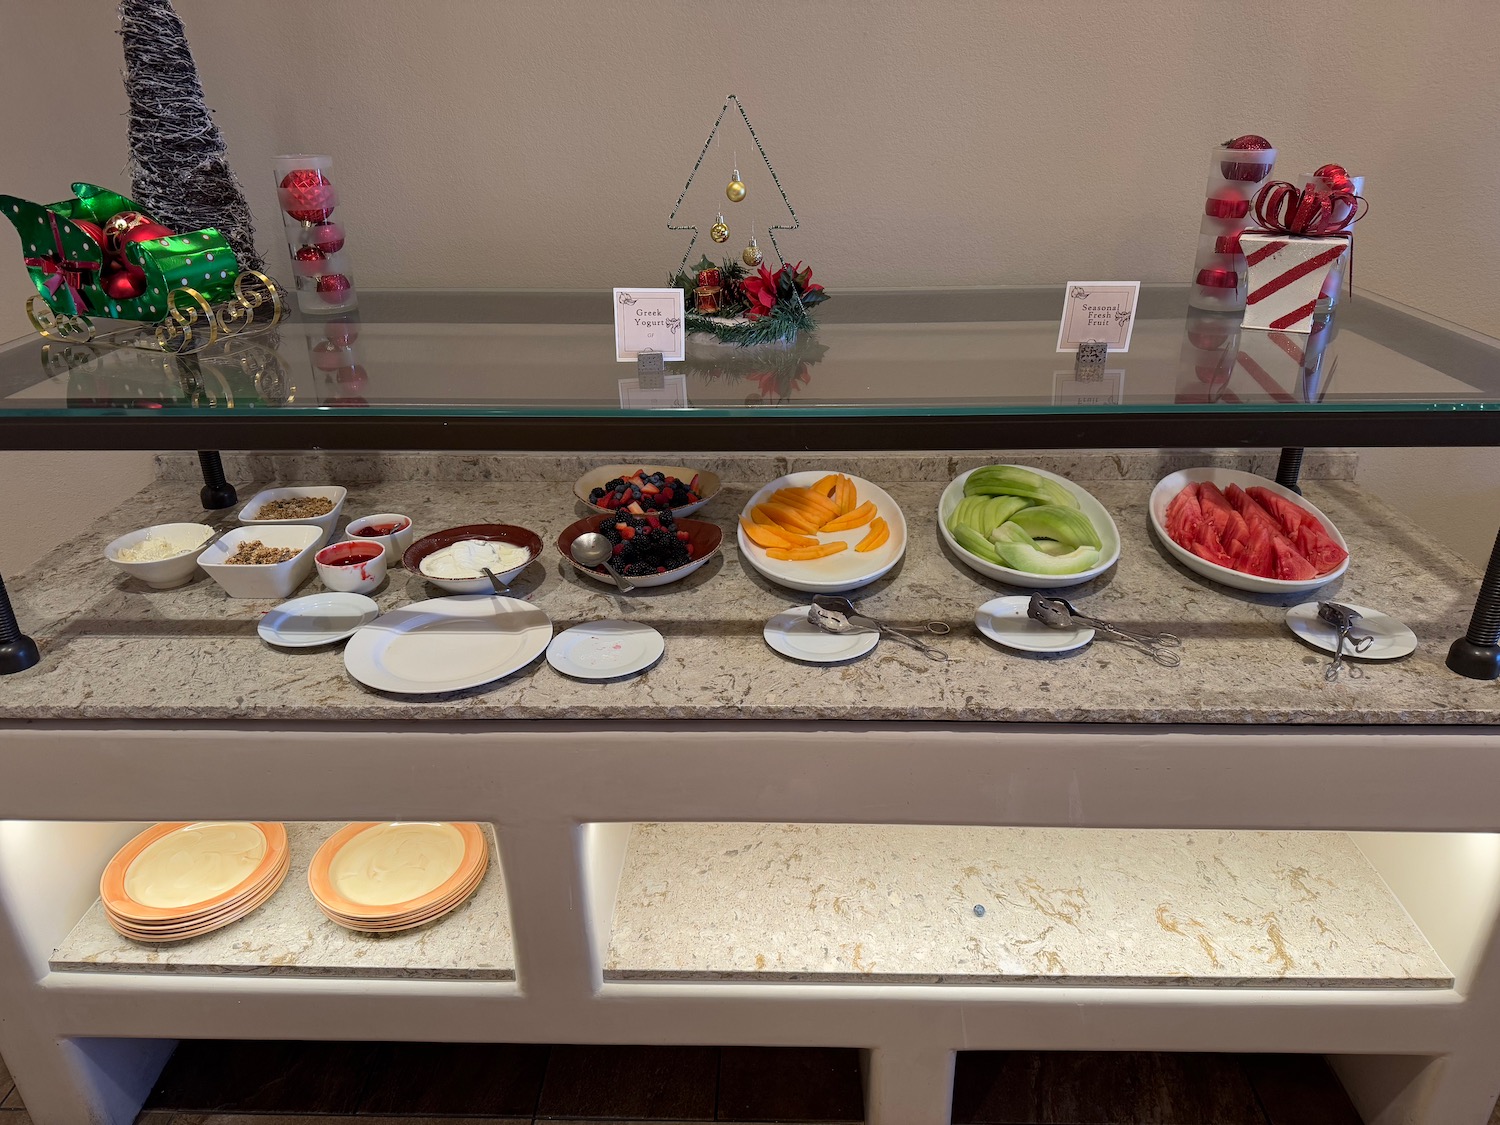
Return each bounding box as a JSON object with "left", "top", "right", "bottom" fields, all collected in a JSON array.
[
  {"left": 1149, "top": 468, "right": 1349, "bottom": 594},
  {"left": 738, "top": 472, "right": 907, "bottom": 595},
  {"left": 937, "top": 467, "right": 1120, "bottom": 589},
  {"left": 239, "top": 485, "right": 348, "bottom": 546},
  {"left": 341, "top": 512, "right": 416, "bottom": 565},
  {"left": 199, "top": 525, "right": 323, "bottom": 599},
  {"left": 103, "top": 523, "right": 215, "bottom": 589}
]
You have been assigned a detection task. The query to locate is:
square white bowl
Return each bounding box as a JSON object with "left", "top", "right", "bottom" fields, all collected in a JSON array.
[
  {"left": 103, "top": 523, "right": 215, "bottom": 589},
  {"left": 199, "top": 525, "right": 324, "bottom": 599},
  {"left": 239, "top": 486, "right": 348, "bottom": 546}
]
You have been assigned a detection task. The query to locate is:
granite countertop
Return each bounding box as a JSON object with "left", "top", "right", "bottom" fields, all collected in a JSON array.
[{"left": 4, "top": 451, "right": 1497, "bottom": 725}]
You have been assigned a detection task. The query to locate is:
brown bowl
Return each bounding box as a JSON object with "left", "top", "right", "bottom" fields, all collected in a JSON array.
[
  {"left": 574, "top": 464, "right": 722, "bottom": 516},
  {"left": 556, "top": 514, "right": 722, "bottom": 588},
  {"left": 403, "top": 523, "right": 544, "bottom": 593}
]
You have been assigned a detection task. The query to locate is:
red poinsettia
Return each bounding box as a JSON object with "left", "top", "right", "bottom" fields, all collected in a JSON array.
[{"left": 741, "top": 261, "right": 827, "bottom": 321}]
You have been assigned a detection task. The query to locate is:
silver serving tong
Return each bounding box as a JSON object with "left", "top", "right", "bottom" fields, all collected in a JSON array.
[
  {"left": 807, "top": 594, "right": 951, "bottom": 661},
  {"left": 1318, "top": 601, "right": 1375, "bottom": 681},
  {"left": 1027, "top": 594, "right": 1182, "bottom": 666}
]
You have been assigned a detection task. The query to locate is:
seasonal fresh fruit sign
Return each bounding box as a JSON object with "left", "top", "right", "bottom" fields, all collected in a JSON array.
[{"left": 1056, "top": 280, "right": 1141, "bottom": 352}]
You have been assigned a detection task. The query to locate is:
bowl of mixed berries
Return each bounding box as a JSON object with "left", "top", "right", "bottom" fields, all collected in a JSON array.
[
  {"left": 574, "top": 464, "right": 720, "bottom": 517},
  {"left": 557, "top": 504, "right": 723, "bottom": 589}
]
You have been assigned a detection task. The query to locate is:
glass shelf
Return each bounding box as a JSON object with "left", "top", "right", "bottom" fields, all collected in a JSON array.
[{"left": 1, "top": 286, "right": 1496, "bottom": 451}]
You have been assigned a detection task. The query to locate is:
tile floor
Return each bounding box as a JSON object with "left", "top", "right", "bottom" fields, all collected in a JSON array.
[{"left": 0, "top": 1039, "right": 1477, "bottom": 1123}]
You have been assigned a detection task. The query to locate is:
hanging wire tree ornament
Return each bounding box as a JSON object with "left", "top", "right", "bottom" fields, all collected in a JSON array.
[{"left": 666, "top": 95, "right": 827, "bottom": 348}]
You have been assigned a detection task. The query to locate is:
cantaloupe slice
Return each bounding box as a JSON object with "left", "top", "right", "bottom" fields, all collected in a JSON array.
[{"left": 855, "top": 517, "right": 889, "bottom": 553}]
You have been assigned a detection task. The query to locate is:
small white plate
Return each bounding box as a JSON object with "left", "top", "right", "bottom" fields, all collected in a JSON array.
[
  {"left": 343, "top": 595, "right": 552, "bottom": 695},
  {"left": 974, "top": 595, "right": 1095, "bottom": 654},
  {"left": 259, "top": 592, "right": 381, "bottom": 648},
  {"left": 763, "top": 604, "right": 879, "bottom": 664},
  {"left": 546, "top": 620, "right": 665, "bottom": 680},
  {"left": 1285, "top": 601, "right": 1417, "bottom": 661}
]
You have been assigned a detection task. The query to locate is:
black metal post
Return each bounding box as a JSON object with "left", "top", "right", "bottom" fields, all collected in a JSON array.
[
  {"left": 0, "top": 575, "right": 40, "bottom": 675},
  {"left": 198, "top": 451, "right": 237, "bottom": 509},
  {"left": 1274, "top": 448, "right": 1304, "bottom": 495},
  {"left": 1447, "top": 528, "right": 1500, "bottom": 679}
]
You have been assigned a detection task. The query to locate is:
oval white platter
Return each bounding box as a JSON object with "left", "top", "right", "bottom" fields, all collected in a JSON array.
[
  {"left": 738, "top": 472, "right": 907, "bottom": 595},
  {"left": 546, "top": 619, "right": 665, "bottom": 680},
  {"left": 974, "top": 595, "right": 1095, "bottom": 654},
  {"left": 1149, "top": 468, "right": 1350, "bottom": 594},
  {"left": 1285, "top": 601, "right": 1417, "bottom": 661},
  {"left": 763, "top": 604, "right": 879, "bottom": 664},
  {"left": 259, "top": 592, "right": 381, "bottom": 648},
  {"left": 343, "top": 595, "right": 552, "bottom": 694},
  {"left": 937, "top": 467, "right": 1121, "bottom": 589}
]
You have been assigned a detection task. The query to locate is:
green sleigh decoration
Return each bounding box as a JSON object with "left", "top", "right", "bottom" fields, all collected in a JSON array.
[{"left": 2, "top": 182, "right": 282, "bottom": 352}]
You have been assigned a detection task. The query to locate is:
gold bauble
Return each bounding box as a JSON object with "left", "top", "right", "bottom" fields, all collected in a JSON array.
[
  {"left": 742, "top": 238, "right": 762, "bottom": 267},
  {"left": 710, "top": 220, "right": 730, "bottom": 244},
  {"left": 726, "top": 179, "right": 747, "bottom": 203}
]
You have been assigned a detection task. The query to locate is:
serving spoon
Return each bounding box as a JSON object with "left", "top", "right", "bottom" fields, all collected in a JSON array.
[{"left": 570, "top": 531, "right": 635, "bottom": 593}]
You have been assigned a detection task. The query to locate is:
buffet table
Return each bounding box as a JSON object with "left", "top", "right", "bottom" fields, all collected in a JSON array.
[{"left": 2, "top": 448, "right": 1500, "bottom": 1125}]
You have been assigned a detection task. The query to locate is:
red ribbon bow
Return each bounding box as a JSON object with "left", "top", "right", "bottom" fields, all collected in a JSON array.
[
  {"left": 1251, "top": 180, "right": 1367, "bottom": 237},
  {"left": 22, "top": 211, "right": 102, "bottom": 314}
]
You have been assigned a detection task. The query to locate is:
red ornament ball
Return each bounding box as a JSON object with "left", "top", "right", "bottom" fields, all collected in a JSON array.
[
  {"left": 310, "top": 340, "right": 348, "bottom": 371},
  {"left": 1314, "top": 162, "right": 1354, "bottom": 190},
  {"left": 278, "top": 168, "right": 338, "bottom": 223},
  {"left": 71, "top": 219, "right": 105, "bottom": 251},
  {"left": 323, "top": 319, "right": 359, "bottom": 347},
  {"left": 1204, "top": 191, "right": 1250, "bottom": 220},
  {"left": 1220, "top": 134, "right": 1275, "bottom": 182},
  {"left": 292, "top": 245, "right": 326, "bottom": 278},
  {"left": 105, "top": 211, "right": 174, "bottom": 253},
  {"left": 335, "top": 364, "right": 369, "bottom": 391},
  {"left": 102, "top": 262, "right": 148, "bottom": 300},
  {"left": 316, "top": 273, "right": 353, "bottom": 304},
  {"left": 309, "top": 221, "right": 345, "bottom": 254}
]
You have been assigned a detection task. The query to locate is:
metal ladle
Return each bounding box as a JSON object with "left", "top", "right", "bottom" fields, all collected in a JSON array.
[
  {"left": 570, "top": 532, "right": 635, "bottom": 593},
  {"left": 1027, "top": 594, "right": 1182, "bottom": 666},
  {"left": 807, "top": 594, "right": 951, "bottom": 661},
  {"left": 1318, "top": 601, "right": 1374, "bottom": 681}
]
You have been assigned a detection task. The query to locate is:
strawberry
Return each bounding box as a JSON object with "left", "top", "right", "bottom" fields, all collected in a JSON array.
[
  {"left": 676, "top": 530, "right": 690, "bottom": 541},
  {"left": 621, "top": 526, "right": 635, "bottom": 540},
  {"left": 626, "top": 501, "right": 645, "bottom": 515},
  {"left": 689, "top": 473, "right": 701, "bottom": 493},
  {"left": 641, "top": 483, "right": 660, "bottom": 495}
]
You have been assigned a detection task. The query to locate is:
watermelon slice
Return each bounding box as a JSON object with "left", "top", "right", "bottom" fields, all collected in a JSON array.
[
  {"left": 1230, "top": 521, "right": 1276, "bottom": 578},
  {"left": 1269, "top": 531, "right": 1318, "bottom": 580},
  {"left": 1296, "top": 522, "right": 1349, "bottom": 575},
  {"left": 1247, "top": 486, "right": 1329, "bottom": 538},
  {"left": 1197, "top": 483, "right": 1251, "bottom": 555},
  {"left": 1166, "top": 484, "right": 1205, "bottom": 541},
  {"left": 1225, "top": 483, "right": 1280, "bottom": 535},
  {"left": 1188, "top": 525, "right": 1234, "bottom": 568}
]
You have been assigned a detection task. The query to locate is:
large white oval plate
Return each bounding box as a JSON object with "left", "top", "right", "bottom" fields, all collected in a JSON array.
[
  {"left": 1149, "top": 468, "right": 1350, "bottom": 594},
  {"left": 343, "top": 595, "right": 552, "bottom": 694},
  {"left": 937, "top": 467, "right": 1121, "bottom": 589},
  {"left": 738, "top": 472, "right": 907, "bottom": 595}
]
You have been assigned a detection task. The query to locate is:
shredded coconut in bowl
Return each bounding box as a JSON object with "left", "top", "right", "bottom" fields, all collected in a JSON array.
[{"left": 115, "top": 532, "right": 209, "bottom": 563}]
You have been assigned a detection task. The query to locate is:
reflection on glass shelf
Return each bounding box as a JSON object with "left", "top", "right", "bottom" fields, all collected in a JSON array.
[{"left": 0, "top": 287, "right": 1496, "bottom": 420}]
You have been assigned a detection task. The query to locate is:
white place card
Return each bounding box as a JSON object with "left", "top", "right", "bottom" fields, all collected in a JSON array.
[
  {"left": 1056, "top": 281, "right": 1141, "bottom": 353},
  {"left": 614, "top": 287, "right": 686, "bottom": 362}
]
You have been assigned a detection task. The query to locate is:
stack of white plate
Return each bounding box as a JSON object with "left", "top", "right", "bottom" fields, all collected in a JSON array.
[
  {"left": 101, "top": 822, "right": 289, "bottom": 943},
  {"left": 308, "top": 822, "right": 488, "bottom": 932}
]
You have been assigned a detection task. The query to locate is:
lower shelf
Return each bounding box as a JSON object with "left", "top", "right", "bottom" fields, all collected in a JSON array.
[
  {"left": 50, "top": 821, "right": 515, "bottom": 981},
  {"left": 604, "top": 824, "right": 1452, "bottom": 988}
]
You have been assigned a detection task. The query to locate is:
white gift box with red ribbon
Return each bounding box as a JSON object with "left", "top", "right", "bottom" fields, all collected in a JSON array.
[{"left": 1241, "top": 232, "right": 1349, "bottom": 333}]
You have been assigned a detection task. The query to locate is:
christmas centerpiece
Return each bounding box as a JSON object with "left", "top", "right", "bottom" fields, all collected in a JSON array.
[{"left": 666, "top": 96, "right": 829, "bottom": 347}]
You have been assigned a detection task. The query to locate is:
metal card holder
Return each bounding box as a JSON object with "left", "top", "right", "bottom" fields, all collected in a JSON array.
[
  {"left": 1074, "top": 340, "right": 1108, "bottom": 381},
  {"left": 636, "top": 350, "right": 665, "bottom": 388}
]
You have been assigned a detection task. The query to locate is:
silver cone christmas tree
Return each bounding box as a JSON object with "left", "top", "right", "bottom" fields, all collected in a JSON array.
[{"left": 118, "top": 0, "right": 262, "bottom": 270}]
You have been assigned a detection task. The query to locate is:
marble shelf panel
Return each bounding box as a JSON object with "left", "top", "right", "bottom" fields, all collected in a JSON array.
[
  {"left": 604, "top": 823, "right": 1451, "bottom": 988},
  {"left": 1, "top": 461, "right": 1495, "bottom": 725},
  {"left": 51, "top": 821, "right": 514, "bottom": 981}
]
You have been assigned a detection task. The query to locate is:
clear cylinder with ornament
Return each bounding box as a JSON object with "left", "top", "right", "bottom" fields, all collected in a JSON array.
[
  {"left": 272, "top": 153, "right": 357, "bottom": 315},
  {"left": 1187, "top": 136, "right": 1277, "bottom": 313}
]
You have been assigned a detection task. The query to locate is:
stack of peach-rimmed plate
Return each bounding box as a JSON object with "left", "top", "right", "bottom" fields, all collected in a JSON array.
[
  {"left": 101, "top": 822, "right": 289, "bottom": 943},
  {"left": 308, "top": 822, "right": 488, "bottom": 932}
]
